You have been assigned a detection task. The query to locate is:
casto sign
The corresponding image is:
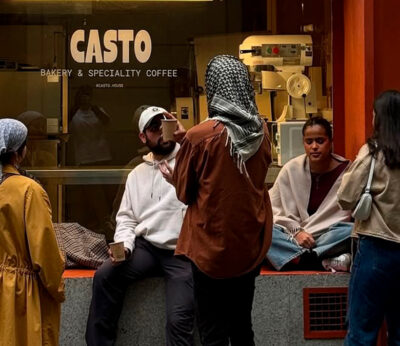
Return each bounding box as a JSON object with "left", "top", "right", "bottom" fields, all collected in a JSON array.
[
  {"left": 70, "top": 29, "right": 152, "bottom": 63},
  {"left": 42, "top": 28, "right": 177, "bottom": 83}
]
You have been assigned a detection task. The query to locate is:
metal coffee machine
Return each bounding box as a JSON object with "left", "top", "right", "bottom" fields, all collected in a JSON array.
[{"left": 239, "top": 35, "right": 318, "bottom": 165}]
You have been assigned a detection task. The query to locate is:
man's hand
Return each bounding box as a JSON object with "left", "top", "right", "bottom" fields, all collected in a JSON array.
[
  {"left": 159, "top": 161, "right": 174, "bottom": 186},
  {"left": 108, "top": 247, "right": 131, "bottom": 265},
  {"left": 163, "top": 111, "right": 186, "bottom": 143},
  {"left": 294, "top": 230, "right": 316, "bottom": 249}
]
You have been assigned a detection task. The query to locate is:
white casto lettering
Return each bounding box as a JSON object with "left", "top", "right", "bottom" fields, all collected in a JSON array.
[
  {"left": 85, "top": 30, "right": 102, "bottom": 63},
  {"left": 118, "top": 30, "right": 134, "bottom": 63},
  {"left": 70, "top": 29, "right": 152, "bottom": 64},
  {"left": 70, "top": 30, "right": 85, "bottom": 63},
  {"left": 103, "top": 30, "right": 118, "bottom": 63},
  {"left": 134, "top": 30, "right": 152, "bottom": 63}
]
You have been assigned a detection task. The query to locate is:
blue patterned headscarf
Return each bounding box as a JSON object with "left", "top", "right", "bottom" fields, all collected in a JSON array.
[
  {"left": 0, "top": 118, "right": 28, "bottom": 174},
  {"left": 205, "top": 55, "right": 264, "bottom": 176}
]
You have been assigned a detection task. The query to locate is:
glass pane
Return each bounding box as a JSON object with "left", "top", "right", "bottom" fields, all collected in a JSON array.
[{"left": 0, "top": 0, "right": 333, "bottom": 241}]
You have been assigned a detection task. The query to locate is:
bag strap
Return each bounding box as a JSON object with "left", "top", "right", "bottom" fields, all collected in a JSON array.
[{"left": 364, "top": 156, "right": 376, "bottom": 193}]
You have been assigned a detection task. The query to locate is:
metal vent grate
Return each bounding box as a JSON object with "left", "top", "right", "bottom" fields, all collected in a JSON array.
[{"left": 303, "top": 287, "right": 348, "bottom": 339}]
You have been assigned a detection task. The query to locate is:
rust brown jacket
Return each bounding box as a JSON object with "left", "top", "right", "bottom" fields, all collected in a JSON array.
[{"left": 173, "top": 120, "right": 273, "bottom": 278}]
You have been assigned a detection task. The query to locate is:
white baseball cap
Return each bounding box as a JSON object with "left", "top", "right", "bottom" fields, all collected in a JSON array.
[{"left": 138, "top": 106, "right": 167, "bottom": 133}]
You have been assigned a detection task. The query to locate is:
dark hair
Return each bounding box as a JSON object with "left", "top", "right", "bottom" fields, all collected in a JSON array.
[
  {"left": 0, "top": 140, "right": 26, "bottom": 166},
  {"left": 69, "top": 84, "right": 93, "bottom": 122},
  {"left": 302, "top": 116, "right": 332, "bottom": 140},
  {"left": 368, "top": 90, "right": 400, "bottom": 168}
]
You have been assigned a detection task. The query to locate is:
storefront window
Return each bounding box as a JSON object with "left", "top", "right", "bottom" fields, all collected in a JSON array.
[{"left": 0, "top": 0, "right": 333, "bottom": 240}]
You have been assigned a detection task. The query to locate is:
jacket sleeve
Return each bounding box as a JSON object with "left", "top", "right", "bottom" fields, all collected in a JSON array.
[
  {"left": 269, "top": 168, "right": 302, "bottom": 234},
  {"left": 337, "top": 146, "right": 371, "bottom": 210},
  {"left": 172, "top": 137, "right": 199, "bottom": 205},
  {"left": 114, "top": 174, "right": 138, "bottom": 252},
  {"left": 25, "top": 184, "right": 65, "bottom": 303}
]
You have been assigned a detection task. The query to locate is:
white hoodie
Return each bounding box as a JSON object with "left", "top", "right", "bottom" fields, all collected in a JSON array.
[{"left": 114, "top": 144, "right": 186, "bottom": 251}]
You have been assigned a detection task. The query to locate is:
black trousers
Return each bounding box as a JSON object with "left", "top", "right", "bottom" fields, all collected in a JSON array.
[
  {"left": 85, "top": 237, "right": 195, "bottom": 346},
  {"left": 192, "top": 264, "right": 260, "bottom": 346}
]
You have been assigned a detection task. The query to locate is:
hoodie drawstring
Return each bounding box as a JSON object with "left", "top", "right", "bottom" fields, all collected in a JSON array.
[
  {"left": 150, "top": 160, "right": 162, "bottom": 201},
  {"left": 151, "top": 161, "right": 155, "bottom": 199}
]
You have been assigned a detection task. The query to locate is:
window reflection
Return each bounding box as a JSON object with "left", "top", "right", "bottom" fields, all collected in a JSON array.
[
  {"left": 68, "top": 85, "right": 112, "bottom": 166},
  {"left": 0, "top": 0, "right": 333, "bottom": 242}
]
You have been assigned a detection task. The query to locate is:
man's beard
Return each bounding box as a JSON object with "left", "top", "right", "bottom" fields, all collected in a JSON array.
[{"left": 147, "top": 138, "right": 176, "bottom": 156}]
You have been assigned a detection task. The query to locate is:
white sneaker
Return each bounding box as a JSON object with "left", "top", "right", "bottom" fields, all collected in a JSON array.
[{"left": 322, "top": 253, "right": 351, "bottom": 273}]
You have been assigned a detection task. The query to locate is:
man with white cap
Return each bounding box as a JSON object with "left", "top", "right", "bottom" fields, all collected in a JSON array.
[{"left": 86, "top": 107, "right": 194, "bottom": 346}]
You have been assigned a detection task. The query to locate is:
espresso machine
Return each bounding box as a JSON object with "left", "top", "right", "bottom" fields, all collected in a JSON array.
[
  {"left": 239, "top": 34, "right": 318, "bottom": 121},
  {"left": 239, "top": 35, "right": 318, "bottom": 164}
]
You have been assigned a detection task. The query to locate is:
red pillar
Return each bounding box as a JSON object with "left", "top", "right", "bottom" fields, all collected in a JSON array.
[
  {"left": 342, "top": 0, "right": 374, "bottom": 160},
  {"left": 374, "top": 0, "right": 400, "bottom": 94}
]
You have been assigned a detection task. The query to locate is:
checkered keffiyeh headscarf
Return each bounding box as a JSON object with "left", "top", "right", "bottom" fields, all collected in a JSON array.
[
  {"left": 0, "top": 118, "right": 28, "bottom": 174},
  {"left": 205, "top": 55, "right": 264, "bottom": 175}
]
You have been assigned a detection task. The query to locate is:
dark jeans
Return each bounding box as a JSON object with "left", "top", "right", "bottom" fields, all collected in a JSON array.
[
  {"left": 345, "top": 236, "right": 400, "bottom": 346},
  {"left": 86, "top": 237, "right": 195, "bottom": 346},
  {"left": 192, "top": 264, "right": 260, "bottom": 346}
]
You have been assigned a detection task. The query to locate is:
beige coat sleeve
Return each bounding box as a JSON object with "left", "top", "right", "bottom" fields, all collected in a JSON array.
[
  {"left": 269, "top": 167, "right": 303, "bottom": 234},
  {"left": 337, "top": 144, "right": 371, "bottom": 210},
  {"left": 25, "top": 183, "right": 65, "bottom": 303}
]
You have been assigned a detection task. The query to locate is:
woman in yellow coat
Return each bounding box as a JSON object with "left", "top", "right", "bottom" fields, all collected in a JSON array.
[{"left": 0, "top": 118, "right": 65, "bottom": 346}]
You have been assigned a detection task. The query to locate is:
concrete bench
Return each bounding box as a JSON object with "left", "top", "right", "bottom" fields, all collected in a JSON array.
[{"left": 60, "top": 267, "right": 350, "bottom": 346}]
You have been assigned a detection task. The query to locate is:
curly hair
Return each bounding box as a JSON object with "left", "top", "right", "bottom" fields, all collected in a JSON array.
[{"left": 302, "top": 116, "right": 332, "bottom": 141}]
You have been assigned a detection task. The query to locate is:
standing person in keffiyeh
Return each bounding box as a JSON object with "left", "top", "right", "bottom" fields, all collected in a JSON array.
[
  {"left": 161, "top": 55, "right": 273, "bottom": 346},
  {"left": 0, "top": 118, "right": 65, "bottom": 346},
  {"left": 205, "top": 54, "right": 265, "bottom": 175}
]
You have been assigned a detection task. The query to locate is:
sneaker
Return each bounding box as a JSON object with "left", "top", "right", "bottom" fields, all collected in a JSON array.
[{"left": 322, "top": 253, "right": 351, "bottom": 273}]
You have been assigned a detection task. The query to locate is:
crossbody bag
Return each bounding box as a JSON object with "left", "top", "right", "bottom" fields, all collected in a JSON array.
[{"left": 351, "top": 156, "right": 376, "bottom": 221}]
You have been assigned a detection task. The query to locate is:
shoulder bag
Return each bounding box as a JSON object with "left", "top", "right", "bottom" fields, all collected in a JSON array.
[{"left": 351, "top": 156, "right": 376, "bottom": 221}]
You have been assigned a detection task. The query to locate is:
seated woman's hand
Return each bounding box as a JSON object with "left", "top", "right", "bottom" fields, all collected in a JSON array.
[{"left": 295, "top": 230, "right": 316, "bottom": 249}]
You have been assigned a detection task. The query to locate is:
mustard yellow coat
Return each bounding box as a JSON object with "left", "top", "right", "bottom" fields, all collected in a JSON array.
[{"left": 0, "top": 165, "right": 65, "bottom": 346}]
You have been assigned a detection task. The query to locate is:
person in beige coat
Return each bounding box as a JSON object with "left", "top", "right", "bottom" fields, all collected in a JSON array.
[
  {"left": 266, "top": 117, "right": 353, "bottom": 271},
  {"left": 338, "top": 90, "right": 400, "bottom": 346},
  {"left": 0, "top": 118, "right": 65, "bottom": 346}
]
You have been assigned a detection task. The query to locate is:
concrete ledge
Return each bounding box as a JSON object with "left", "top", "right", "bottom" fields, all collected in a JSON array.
[{"left": 60, "top": 268, "right": 350, "bottom": 346}]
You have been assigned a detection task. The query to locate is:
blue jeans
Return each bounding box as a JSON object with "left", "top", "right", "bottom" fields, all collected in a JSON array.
[
  {"left": 345, "top": 236, "right": 400, "bottom": 346},
  {"left": 266, "top": 222, "right": 353, "bottom": 270}
]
